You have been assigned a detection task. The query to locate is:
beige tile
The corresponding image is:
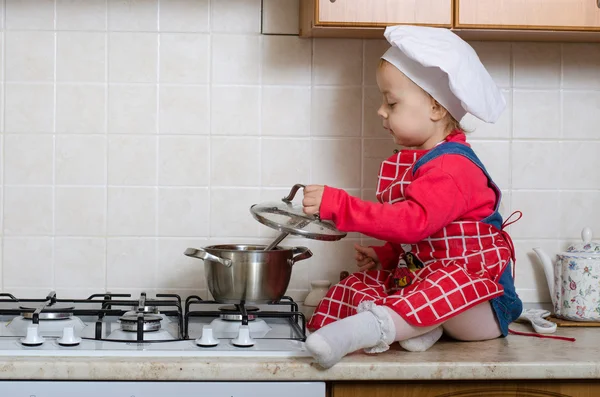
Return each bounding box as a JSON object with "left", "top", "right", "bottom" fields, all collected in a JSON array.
[
  {"left": 313, "top": 39, "right": 363, "bottom": 86},
  {"left": 159, "top": 0, "right": 209, "bottom": 32},
  {"left": 109, "top": 32, "right": 158, "bottom": 83},
  {"left": 6, "top": 0, "right": 54, "bottom": 29},
  {"left": 211, "top": 0, "right": 261, "bottom": 33},
  {"left": 262, "top": 86, "right": 310, "bottom": 137},
  {"left": 563, "top": 44, "right": 600, "bottom": 89},
  {"left": 56, "top": 135, "right": 106, "bottom": 185},
  {"left": 4, "top": 187, "right": 53, "bottom": 236},
  {"left": 57, "top": 32, "right": 106, "bottom": 82},
  {"left": 108, "top": 135, "right": 157, "bottom": 185},
  {"left": 513, "top": 43, "right": 561, "bottom": 88},
  {"left": 511, "top": 141, "right": 559, "bottom": 189},
  {"left": 461, "top": 89, "right": 511, "bottom": 139},
  {"left": 210, "top": 137, "right": 260, "bottom": 186},
  {"left": 470, "top": 140, "right": 511, "bottom": 189},
  {"left": 211, "top": 86, "right": 259, "bottom": 136},
  {"left": 261, "top": 0, "right": 299, "bottom": 35},
  {"left": 559, "top": 141, "right": 600, "bottom": 190},
  {"left": 311, "top": 87, "right": 362, "bottom": 137},
  {"left": 364, "top": 39, "right": 389, "bottom": 86},
  {"left": 56, "top": 84, "right": 106, "bottom": 133},
  {"left": 469, "top": 41, "right": 512, "bottom": 88},
  {"left": 158, "top": 136, "right": 210, "bottom": 186},
  {"left": 559, "top": 191, "right": 600, "bottom": 240},
  {"left": 510, "top": 191, "right": 560, "bottom": 239},
  {"left": 363, "top": 86, "right": 386, "bottom": 138},
  {"left": 5, "top": 134, "right": 53, "bottom": 185},
  {"left": 108, "top": 84, "right": 157, "bottom": 134},
  {"left": 108, "top": 0, "right": 158, "bottom": 31},
  {"left": 5, "top": 84, "right": 54, "bottom": 133},
  {"left": 107, "top": 188, "right": 157, "bottom": 236},
  {"left": 262, "top": 36, "right": 311, "bottom": 85},
  {"left": 562, "top": 91, "right": 600, "bottom": 139},
  {"left": 311, "top": 138, "right": 361, "bottom": 188},
  {"left": 212, "top": 34, "right": 260, "bottom": 84},
  {"left": 261, "top": 138, "right": 311, "bottom": 187},
  {"left": 160, "top": 33, "right": 209, "bottom": 84},
  {"left": 158, "top": 188, "right": 209, "bottom": 237},
  {"left": 3, "top": 237, "right": 53, "bottom": 288},
  {"left": 159, "top": 85, "right": 209, "bottom": 135},
  {"left": 210, "top": 188, "right": 261, "bottom": 237},
  {"left": 56, "top": 0, "right": 107, "bottom": 30},
  {"left": 55, "top": 187, "right": 106, "bottom": 236},
  {"left": 157, "top": 238, "right": 208, "bottom": 289},
  {"left": 513, "top": 90, "right": 560, "bottom": 139},
  {"left": 5, "top": 31, "right": 54, "bottom": 81},
  {"left": 55, "top": 238, "right": 106, "bottom": 289},
  {"left": 107, "top": 238, "right": 157, "bottom": 288},
  {"left": 513, "top": 239, "right": 559, "bottom": 302}
]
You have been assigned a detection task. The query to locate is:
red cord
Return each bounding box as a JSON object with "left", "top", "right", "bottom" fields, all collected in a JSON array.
[{"left": 508, "top": 328, "right": 576, "bottom": 342}]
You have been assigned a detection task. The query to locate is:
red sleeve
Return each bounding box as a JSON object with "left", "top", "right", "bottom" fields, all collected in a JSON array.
[
  {"left": 371, "top": 242, "right": 403, "bottom": 271},
  {"left": 320, "top": 155, "right": 489, "bottom": 244}
]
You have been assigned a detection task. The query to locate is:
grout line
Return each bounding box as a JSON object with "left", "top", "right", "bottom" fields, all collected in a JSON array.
[
  {"left": 155, "top": 0, "right": 160, "bottom": 291},
  {"left": 51, "top": 0, "right": 57, "bottom": 291},
  {"left": 103, "top": 0, "right": 109, "bottom": 293},
  {"left": 0, "top": 0, "right": 4, "bottom": 292},
  {"left": 207, "top": 0, "right": 212, "bottom": 242}
]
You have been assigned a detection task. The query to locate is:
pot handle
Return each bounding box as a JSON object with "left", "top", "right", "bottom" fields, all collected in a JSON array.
[
  {"left": 184, "top": 248, "right": 233, "bottom": 268},
  {"left": 288, "top": 246, "right": 313, "bottom": 266}
]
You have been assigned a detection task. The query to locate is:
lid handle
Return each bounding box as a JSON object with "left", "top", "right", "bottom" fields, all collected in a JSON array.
[
  {"left": 282, "top": 184, "right": 306, "bottom": 203},
  {"left": 583, "top": 227, "right": 593, "bottom": 244}
]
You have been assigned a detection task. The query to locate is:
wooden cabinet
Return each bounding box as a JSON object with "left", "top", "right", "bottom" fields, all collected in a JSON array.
[
  {"left": 300, "top": 0, "right": 600, "bottom": 41},
  {"left": 300, "top": 0, "right": 452, "bottom": 38},
  {"left": 456, "top": 0, "right": 600, "bottom": 31},
  {"left": 331, "top": 381, "right": 600, "bottom": 397}
]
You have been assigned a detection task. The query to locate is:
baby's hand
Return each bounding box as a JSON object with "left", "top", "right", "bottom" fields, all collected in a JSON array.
[
  {"left": 354, "top": 244, "right": 380, "bottom": 271},
  {"left": 302, "top": 185, "right": 325, "bottom": 216}
]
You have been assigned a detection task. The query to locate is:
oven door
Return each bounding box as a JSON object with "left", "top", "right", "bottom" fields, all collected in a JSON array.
[{"left": 0, "top": 381, "right": 327, "bottom": 396}]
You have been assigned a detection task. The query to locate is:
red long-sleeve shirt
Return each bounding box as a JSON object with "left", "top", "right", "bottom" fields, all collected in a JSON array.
[{"left": 319, "top": 133, "right": 497, "bottom": 270}]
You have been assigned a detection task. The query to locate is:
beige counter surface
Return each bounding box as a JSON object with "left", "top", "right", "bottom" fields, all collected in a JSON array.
[{"left": 0, "top": 324, "right": 597, "bottom": 381}]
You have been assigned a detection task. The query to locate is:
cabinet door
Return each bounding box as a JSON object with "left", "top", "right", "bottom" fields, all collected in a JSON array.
[
  {"left": 316, "top": 0, "right": 452, "bottom": 27},
  {"left": 456, "top": 0, "right": 600, "bottom": 31}
]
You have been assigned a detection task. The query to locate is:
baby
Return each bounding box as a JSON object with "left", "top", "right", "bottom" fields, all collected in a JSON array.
[{"left": 301, "top": 25, "right": 523, "bottom": 369}]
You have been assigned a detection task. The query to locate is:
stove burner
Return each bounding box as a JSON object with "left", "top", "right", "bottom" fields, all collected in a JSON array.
[
  {"left": 218, "top": 305, "right": 259, "bottom": 321},
  {"left": 19, "top": 304, "right": 74, "bottom": 320},
  {"left": 119, "top": 313, "right": 162, "bottom": 332}
]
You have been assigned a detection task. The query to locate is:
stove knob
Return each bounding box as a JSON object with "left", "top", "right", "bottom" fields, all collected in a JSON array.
[
  {"left": 58, "top": 326, "right": 82, "bottom": 347},
  {"left": 232, "top": 325, "right": 254, "bottom": 347},
  {"left": 195, "top": 326, "right": 219, "bottom": 347},
  {"left": 21, "top": 325, "right": 44, "bottom": 347}
]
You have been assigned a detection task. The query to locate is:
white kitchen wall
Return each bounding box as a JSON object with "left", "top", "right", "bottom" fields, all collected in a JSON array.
[{"left": 0, "top": 0, "right": 597, "bottom": 305}]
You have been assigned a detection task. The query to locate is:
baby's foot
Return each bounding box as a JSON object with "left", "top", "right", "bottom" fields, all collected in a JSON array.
[
  {"left": 305, "top": 308, "right": 395, "bottom": 369},
  {"left": 399, "top": 326, "right": 443, "bottom": 352}
]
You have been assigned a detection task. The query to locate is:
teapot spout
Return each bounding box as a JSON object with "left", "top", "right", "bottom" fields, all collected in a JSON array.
[{"left": 533, "top": 247, "right": 555, "bottom": 301}]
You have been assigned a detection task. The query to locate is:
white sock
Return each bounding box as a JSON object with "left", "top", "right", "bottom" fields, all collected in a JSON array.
[
  {"left": 305, "top": 304, "right": 395, "bottom": 369},
  {"left": 399, "top": 326, "right": 443, "bottom": 352}
]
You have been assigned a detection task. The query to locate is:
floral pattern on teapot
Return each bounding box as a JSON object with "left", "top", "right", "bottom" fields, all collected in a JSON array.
[{"left": 557, "top": 258, "right": 600, "bottom": 321}]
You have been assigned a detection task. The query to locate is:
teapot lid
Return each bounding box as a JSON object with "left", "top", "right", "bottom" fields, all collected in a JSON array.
[{"left": 565, "top": 227, "right": 600, "bottom": 254}]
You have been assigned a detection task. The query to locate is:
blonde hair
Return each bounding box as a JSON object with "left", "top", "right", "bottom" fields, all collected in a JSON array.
[{"left": 378, "top": 59, "right": 464, "bottom": 134}]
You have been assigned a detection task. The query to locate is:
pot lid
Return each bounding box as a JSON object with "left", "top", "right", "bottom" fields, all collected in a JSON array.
[
  {"left": 250, "top": 184, "right": 347, "bottom": 241},
  {"left": 564, "top": 227, "right": 600, "bottom": 255}
]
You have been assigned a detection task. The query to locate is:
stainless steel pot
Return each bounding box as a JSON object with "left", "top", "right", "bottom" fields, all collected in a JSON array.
[{"left": 184, "top": 245, "right": 313, "bottom": 304}]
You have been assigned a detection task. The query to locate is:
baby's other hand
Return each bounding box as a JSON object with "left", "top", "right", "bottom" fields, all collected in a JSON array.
[
  {"left": 354, "top": 244, "right": 379, "bottom": 271},
  {"left": 302, "top": 185, "right": 325, "bottom": 216}
]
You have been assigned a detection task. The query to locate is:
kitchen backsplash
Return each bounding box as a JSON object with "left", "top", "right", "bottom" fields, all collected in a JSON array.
[{"left": 0, "top": 0, "right": 597, "bottom": 304}]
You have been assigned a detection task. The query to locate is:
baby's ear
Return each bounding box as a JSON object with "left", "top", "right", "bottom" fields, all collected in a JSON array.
[{"left": 430, "top": 98, "right": 448, "bottom": 122}]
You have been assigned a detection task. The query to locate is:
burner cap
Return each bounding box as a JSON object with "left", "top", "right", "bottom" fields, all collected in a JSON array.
[
  {"left": 20, "top": 303, "right": 75, "bottom": 320},
  {"left": 218, "top": 305, "right": 259, "bottom": 322},
  {"left": 119, "top": 313, "right": 162, "bottom": 332}
]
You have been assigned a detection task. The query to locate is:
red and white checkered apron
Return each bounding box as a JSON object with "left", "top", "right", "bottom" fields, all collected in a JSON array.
[{"left": 307, "top": 149, "right": 514, "bottom": 330}]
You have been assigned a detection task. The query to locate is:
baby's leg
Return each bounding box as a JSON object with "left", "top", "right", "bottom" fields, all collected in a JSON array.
[{"left": 441, "top": 301, "right": 502, "bottom": 341}]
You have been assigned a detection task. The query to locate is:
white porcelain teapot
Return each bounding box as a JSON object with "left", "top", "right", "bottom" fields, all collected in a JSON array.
[{"left": 533, "top": 227, "right": 600, "bottom": 321}]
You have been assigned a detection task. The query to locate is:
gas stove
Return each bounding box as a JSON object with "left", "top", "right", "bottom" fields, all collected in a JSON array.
[{"left": 0, "top": 291, "right": 311, "bottom": 357}]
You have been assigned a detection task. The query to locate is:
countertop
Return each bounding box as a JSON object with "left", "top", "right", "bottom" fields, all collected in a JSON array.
[{"left": 1, "top": 323, "right": 599, "bottom": 381}]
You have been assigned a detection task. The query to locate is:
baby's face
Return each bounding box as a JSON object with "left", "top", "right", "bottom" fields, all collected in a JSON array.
[{"left": 375, "top": 62, "right": 440, "bottom": 149}]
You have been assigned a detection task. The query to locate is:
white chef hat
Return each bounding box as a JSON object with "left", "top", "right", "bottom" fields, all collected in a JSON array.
[{"left": 381, "top": 25, "right": 505, "bottom": 123}]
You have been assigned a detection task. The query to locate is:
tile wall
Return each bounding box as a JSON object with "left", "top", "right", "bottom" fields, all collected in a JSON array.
[{"left": 1, "top": 0, "right": 599, "bottom": 304}]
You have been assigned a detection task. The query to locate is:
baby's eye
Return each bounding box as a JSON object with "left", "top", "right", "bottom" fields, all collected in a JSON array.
[{"left": 388, "top": 103, "right": 396, "bottom": 108}]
